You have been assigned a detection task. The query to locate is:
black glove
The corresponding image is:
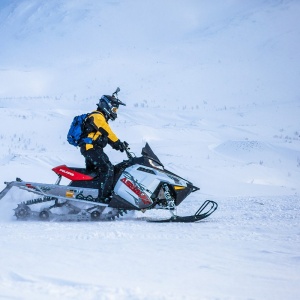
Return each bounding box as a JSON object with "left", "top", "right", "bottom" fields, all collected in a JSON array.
[{"left": 112, "top": 140, "right": 126, "bottom": 152}]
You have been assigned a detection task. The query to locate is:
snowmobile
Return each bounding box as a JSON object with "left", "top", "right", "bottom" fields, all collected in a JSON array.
[{"left": 0, "top": 143, "right": 218, "bottom": 222}]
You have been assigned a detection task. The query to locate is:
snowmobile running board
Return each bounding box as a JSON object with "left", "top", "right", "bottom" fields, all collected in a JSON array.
[{"left": 147, "top": 200, "right": 218, "bottom": 223}]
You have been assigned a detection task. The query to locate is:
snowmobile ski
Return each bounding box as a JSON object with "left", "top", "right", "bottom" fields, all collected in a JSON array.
[{"left": 147, "top": 200, "right": 218, "bottom": 223}]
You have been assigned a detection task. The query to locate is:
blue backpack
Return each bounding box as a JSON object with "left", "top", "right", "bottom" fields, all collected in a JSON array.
[{"left": 67, "top": 113, "right": 93, "bottom": 147}]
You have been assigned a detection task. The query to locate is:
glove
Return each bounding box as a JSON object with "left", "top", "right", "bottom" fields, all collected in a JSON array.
[
  {"left": 112, "top": 140, "right": 126, "bottom": 152},
  {"left": 118, "top": 141, "right": 126, "bottom": 152}
]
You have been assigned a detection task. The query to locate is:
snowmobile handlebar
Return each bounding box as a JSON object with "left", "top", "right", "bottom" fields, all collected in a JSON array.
[{"left": 123, "top": 141, "right": 134, "bottom": 159}]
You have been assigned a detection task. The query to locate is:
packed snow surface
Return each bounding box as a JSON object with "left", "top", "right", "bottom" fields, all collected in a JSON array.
[{"left": 0, "top": 1, "right": 300, "bottom": 299}]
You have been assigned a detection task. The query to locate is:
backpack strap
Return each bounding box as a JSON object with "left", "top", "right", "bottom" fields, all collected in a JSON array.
[
  {"left": 84, "top": 112, "right": 100, "bottom": 133},
  {"left": 83, "top": 112, "right": 109, "bottom": 147}
]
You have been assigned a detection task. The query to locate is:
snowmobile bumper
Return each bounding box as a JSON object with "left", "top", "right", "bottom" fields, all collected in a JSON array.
[{"left": 0, "top": 181, "right": 17, "bottom": 200}]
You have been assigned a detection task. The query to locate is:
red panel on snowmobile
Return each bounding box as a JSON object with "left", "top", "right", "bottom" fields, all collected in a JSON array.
[{"left": 52, "top": 165, "right": 94, "bottom": 181}]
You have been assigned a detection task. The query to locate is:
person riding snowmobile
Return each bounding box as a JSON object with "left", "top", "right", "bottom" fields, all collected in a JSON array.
[{"left": 80, "top": 94, "right": 127, "bottom": 202}]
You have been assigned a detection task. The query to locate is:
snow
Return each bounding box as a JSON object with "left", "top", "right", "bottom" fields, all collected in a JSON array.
[{"left": 0, "top": 1, "right": 300, "bottom": 299}]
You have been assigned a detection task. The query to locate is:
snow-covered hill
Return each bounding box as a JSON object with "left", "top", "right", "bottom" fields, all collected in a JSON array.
[
  {"left": 1, "top": 0, "right": 300, "bottom": 104},
  {"left": 0, "top": 1, "right": 299, "bottom": 299}
]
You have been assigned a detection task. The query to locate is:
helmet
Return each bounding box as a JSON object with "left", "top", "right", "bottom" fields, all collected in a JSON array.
[{"left": 96, "top": 94, "right": 126, "bottom": 121}]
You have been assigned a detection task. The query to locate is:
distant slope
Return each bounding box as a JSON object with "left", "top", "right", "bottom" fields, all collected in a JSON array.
[{"left": 0, "top": 0, "right": 299, "bottom": 106}]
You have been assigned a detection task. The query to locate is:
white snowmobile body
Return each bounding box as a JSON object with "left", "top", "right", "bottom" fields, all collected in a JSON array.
[{"left": 0, "top": 143, "right": 217, "bottom": 222}]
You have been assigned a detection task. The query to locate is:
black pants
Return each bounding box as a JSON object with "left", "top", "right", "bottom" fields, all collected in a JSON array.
[{"left": 81, "top": 147, "right": 114, "bottom": 199}]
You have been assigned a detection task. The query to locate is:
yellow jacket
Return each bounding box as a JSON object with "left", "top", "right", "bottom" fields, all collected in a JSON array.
[{"left": 84, "top": 111, "right": 119, "bottom": 151}]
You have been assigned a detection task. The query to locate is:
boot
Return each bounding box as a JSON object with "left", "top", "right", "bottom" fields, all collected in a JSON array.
[
  {"left": 96, "top": 170, "right": 114, "bottom": 203},
  {"left": 96, "top": 183, "right": 110, "bottom": 203}
]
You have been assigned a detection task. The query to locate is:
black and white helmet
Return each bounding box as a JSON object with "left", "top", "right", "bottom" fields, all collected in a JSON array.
[{"left": 96, "top": 88, "right": 126, "bottom": 121}]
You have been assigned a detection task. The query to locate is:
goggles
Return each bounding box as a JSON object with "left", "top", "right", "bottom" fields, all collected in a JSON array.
[{"left": 111, "top": 107, "right": 118, "bottom": 113}]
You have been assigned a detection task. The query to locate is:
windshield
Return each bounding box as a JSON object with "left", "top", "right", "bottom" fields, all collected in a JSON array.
[{"left": 141, "top": 143, "right": 164, "bottom": 168}]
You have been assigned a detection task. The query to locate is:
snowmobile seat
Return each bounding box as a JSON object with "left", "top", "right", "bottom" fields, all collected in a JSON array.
[{"left": 52, "top": 165, "right": 97, "bottom": 181}]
